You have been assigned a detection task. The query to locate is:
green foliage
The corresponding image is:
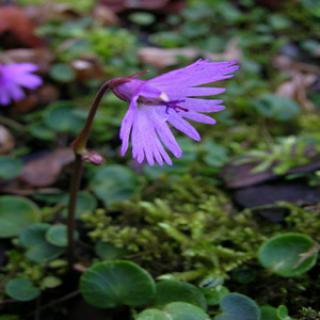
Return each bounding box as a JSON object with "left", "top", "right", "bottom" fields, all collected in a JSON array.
[
  {"left": 49, "top": 63, "right": 76, "bottom": 83},
  {"left": 0, "top": 157, "right": 23, "bottom": 180},
  {"left": 20, "top": 223, "right": 64, "bottom": 263},
  {"left": 254, "top": 94, "right": 300, "bottom": 122},
  {"left": 44, "top": 101, "right": 86, "bottom": 134},
  {"left": 215, "top": 293, "right": 260, "bottom": 320},
  {"left": 80, "top": 260, "right": 156, "bottom": 308},
  {"left": 299, "top": 307, "right": 320, "bottom": 320},
  {"left": 258, "top": 233, "right": 318, "bottom": 277},
  {"left": 0, "top": 196, "right": 39, "bottom": 238},
  {"left": 241, "top": 137, "right": 314, "bottom": 175},
  {"left": 5, "top": 278, "right": 40, "bottom": 302},
  {"left": 90, "top": 165, "right": 141, "bottom": 207},
  {"left": 154, "top": 280, "right": 207, "bottom": 310},
  {"left": 82, "top": 176, "right": 265, "bottom": 278},
  {"left": 137, "top": 302, "right": 210, "bottom": 320}
]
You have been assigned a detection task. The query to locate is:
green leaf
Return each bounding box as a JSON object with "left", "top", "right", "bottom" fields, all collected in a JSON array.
[
  {"left": 95, "top": 241, "right": 126, "bottom": 260},
  {"left": 0, "top": 157, "right": 23, "bottom": 180},
  {"left": 5, "top": 278, "right": 40, "bottom": 301},
  {"left": 154, "top": 280, "right": 207, "bottom": 310},
  {"left": 90, "top": 165, "right": 139, "bottom": 206},
  {"left": 0, "top": 315, "right": 19, "bottom": 320},
  {"left": 41, "top": 276, "right": 62, "bottom": 289},
  {"left": 137, "top": 309, "right": 170, "bottom": 320},
  {"left": 49, "top": 63, "right": 75, "bottom": 82},
  {"left": 258, "top": 233, "right": 318, "bottom": 277},
  {"left": 44, "top": 101, "right": 85, "bottom": 133},
  {"left": 215, "top": 293, "right": 260, "bottom": 320},
  {"left": 20, "top": 223, "right": 64, "bottom": 263},
  {"left": 0, "top": 196, "right": 39, "bottom": 238},
  {"left": 137, "top": 302, "right": 210, "bottom": 320},
  {"left": 46, "top": 224, "right": 77, "bottom": 247},
  {"left": 61, "top": 191, "right": 97, "bottom": 217},
  {"left": 260, "top": 305, "right": 278, "bottom": 320},
  {"left": 80, "top": 260, "right": 156, "bottom": 308},
  {"left": 129, "top": 12, "right": 155, "bottom": 26},
  {"left": 255, "top": 94, "right": 300, "bottom": 121}
]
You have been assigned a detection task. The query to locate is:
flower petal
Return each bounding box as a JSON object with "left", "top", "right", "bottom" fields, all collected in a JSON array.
[
  {"left": 181, "top": 98, "right": 225, "bottom": 113},
  {"left": 181, "top": 112, "right": 216, "bottom": 124},
  {"left": 149, "top": 59, "right": 239, "bottom": 93},
  {"left": 119, "top": 97, "right": 138, "bottom": 156},
  {"left": 148, "top": 107, "right": 183, "bottom": 158},
  {"left": 167, "top": 110, "right": 201, "bottom": 141}
]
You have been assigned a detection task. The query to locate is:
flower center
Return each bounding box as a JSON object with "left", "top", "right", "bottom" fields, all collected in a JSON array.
[{"left": 163, "top": 99, "right": 188, "bottom": 114}]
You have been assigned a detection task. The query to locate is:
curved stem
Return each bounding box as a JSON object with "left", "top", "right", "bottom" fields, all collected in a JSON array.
[
  {"left": 67, "top": 80, "right": 111, "bottom": 268},
  {"left": 71, "top": 80, "right": 111, "bottom": 155}
]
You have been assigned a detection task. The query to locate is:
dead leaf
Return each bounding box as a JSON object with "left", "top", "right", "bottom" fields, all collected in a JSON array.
[
  {"left": 0, "top": 6, "right": 43, "bottom": 48},
  {"left": 276, "top": 73, "right": 317, "bottom": 111},
  {"left": 234, "top": 181, "right": 320, "bottom": 208},
  {"left": 206, "top": 37, "right": 242, "bottom": 61},
  {"left": 25, "top": 3, "right": 81, "bottom": 25},
  {"left": 138, "top": 47, "right": 199, "bottom": 68},
  {"left": 273, "top": 54, "right": 319, "bottom": 111},
  {"left": 99, "top": 0, "right": 184, "bottom": 13},
  {"left": 1, "top": 48, "right": 54, "bottom": 72},
  {"left": 12, "top": 85, "right": 59, "bottom": 114},
  {"left": 19, "top": 148, "right": 74, "bottom": 187},
  {"left": 0, "top": 125, "right": 15, "bottom": 155},
  {"left": 71, "top": 59, "right": 105, "bottom": 81},
  {"left": 93, "top": 5, "right": 119, "bottom": 25},
  {"left": 139, "top": 38, "right": 242, "bottom": 68}
]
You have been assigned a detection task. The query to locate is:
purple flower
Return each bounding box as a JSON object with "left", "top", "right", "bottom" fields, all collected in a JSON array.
[
  {"left": 0, "top": 63, "right": 43, "bottom": 106},
  {"left": 112, "top": 59, "right": 239, "bottom": 166}
]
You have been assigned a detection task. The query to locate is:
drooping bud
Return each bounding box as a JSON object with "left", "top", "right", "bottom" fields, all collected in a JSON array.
[{"left": 82, "top": 150, "right": 104, "bottom": 165}]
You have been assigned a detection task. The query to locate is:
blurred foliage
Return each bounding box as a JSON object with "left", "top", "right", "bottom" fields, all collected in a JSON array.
[{"left": 1, "top": 0, "right": 320, "bottom": 317}]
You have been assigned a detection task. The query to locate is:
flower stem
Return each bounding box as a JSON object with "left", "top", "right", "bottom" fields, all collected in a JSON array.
[{"left": 67, "top": 80, "right": 111, "bottom": 268}]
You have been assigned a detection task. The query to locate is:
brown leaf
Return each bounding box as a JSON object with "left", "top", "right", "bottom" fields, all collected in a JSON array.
[
  {"left": 1, "top": 48, "right": 54, "bottom": 72},
  {"left": 25, "top": 3, "right": 81, "bottom": 24},
  {"left": 93, "top": 5, "right": 119, "bottom": 25},
  {"left": 138, "top": 47, "right": 199, "bottom": 68},
  {"left": 222, "top": 153, "right": 320, "bottom": 189},
  {"left": 206, "top": 37, "right": 242, "bottom": 61},
  {"left": 276, "top": 73, "right": 317, "bottom": 111},
  {"left": 12, "top": 85, "right": 59, "bottom": 114},
  {"left": 20, "top": 148, "right": 74, "bottom": 187},
  {"left": 99, "top": 0, "right": 184, "bottom": 13},
  {"left": 0, "top": 6, "right": 43, "bottom": 48},
  {"left": 273, "top": 54, "right": 318, "bottom": 111},
  {"left": 0, "top": 125, "right": 15, "bottom": 155}
]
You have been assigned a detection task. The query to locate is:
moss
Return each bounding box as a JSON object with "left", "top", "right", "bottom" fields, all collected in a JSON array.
[{"left": 82, "top": 175, "right": 269, "bottom": 278}]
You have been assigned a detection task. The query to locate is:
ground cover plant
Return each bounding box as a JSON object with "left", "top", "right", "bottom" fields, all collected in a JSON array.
[{"left": 0, "top": 0, "right": 320, "bottom": 319}]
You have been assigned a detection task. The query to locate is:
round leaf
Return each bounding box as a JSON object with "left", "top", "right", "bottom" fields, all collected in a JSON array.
[
  {"left": 80, "top": 260, "right": 156, "bottom": 308},
  {"left": 258, "top": 233, "right": 318, "bottom": 277},
  {"left": 46, "top": 224, "right": 77, "bottom": 247},
  {"left": 0, "top": 157, "right": 23, "bottom": 180},
  {"left": 90, "top": 165, "right": 139, "bottom": 206},
  {"left": 20, "top": 223, "right": 64, "bottom": 263},
  {"left": 137, "top": 303, "right": 210, "bottom": 320},
  {"left": 154, "top": 280, "right": 207, "bottom": 310},
  {"left": 137, "top": 309, "right": 170, "bottom": 320},
  {"left": 215, "top": 293, "right": 260, "bottom": 320},
  {"left": 61, "top": 191, "right": 97, "bottom": 217},
  {"left": 49, "top": 63, "right": 75, "bottom": 82},
  {"left": 260, "top": 305, "right": 278, "bottom": 320},
  {"left": 5, "top": 278, "right": 40, "bottom": 301},
  {"left": 95, "top": 241, "right": 126, "bottom": 260},
  {"left": 0, "top": 196, "right": 39, "bottom": 238},
  {"left": 44, "top": 101, "right": 85, "bottom": 133},
  {"left": 164, "top": 302, "right": 210, "bottom": 320}
]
